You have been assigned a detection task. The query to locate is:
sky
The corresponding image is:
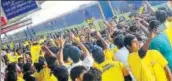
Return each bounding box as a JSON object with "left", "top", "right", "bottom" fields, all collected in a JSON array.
[{"left": 2, "top": 1, "right": 95, "bottom": 38}]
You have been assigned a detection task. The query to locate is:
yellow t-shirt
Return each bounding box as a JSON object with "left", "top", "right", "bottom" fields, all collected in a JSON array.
[
  {"left": 7, "top": 53, "right": 16, "bottom": 63},
  {"left": 128, "top": 50, "right": 168, "bottom": 81},
  {"left": 17, "top": 72, "right": 24, "bottom": 81},
  {"left": 15, "top": 53, "right": 23, "bottom": 63},
  {"left": 17, "top": 77, "right": 24, "bottom": 81},
  {"left": 34, "top": 66, "right": 58, "bottom": 81},
  {"left": 104, "top": 49, "right": 114, "bottom": 61},
  {"left": 30, "top": 44, "right": 41, "bottom": 63},
  {"left": 95, "top": 60, "right": 127, "bottom": 81},
  {"left": 94, "top": 48, "right": 116, "bottom": 68}
]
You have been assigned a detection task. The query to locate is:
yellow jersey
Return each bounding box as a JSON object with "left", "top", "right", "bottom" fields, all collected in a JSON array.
[
  {"left": 94, "top": 48, "right": 116, "bottom": 68},
  {"left": 17, "top": 72, "right": 24, "bottom": 81},
  {"left": 95, "top": 60, "right": 127, "bottom": 81},
  {"left": 104, "top": 48, "right": 114, "bottom": 61},
  {"left": 30, "top": 44, "right": 41, "bottom": 63},
  {"left": 34, "top": 66, "right": 58, "bottom": 81},
  {"left": 128, "top": 50, "right": 168, "bottom": 81},
  {"left": 7, "top": 53, "right": 16, "bottom": 63}
]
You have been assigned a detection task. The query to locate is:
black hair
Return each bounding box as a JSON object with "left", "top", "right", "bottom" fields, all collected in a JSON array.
[
  {"left": 83, "top": 42, "right": 94, "bottom": 53},
  {"left": 23, "top": 63, "right": 36, "bottom": 81},
  {"left": 92, "top": 45, "right": 105, "bottom": 64},
  {"left": 134, "top": 33, "right": 143, "bottom": 42},
  {"left": 148, "top": 20, "right": 160, "bottom": 31},
  {"left": 68, "top": 46, "right": 81, "bottom": 63},
  {"left": 129, "top": 25, "right": 138, "bottom": 32},
  {"left": 96, "top": 40, "right": 105, "bottom": 50},
  {"left": 63, "top": 46, "right": 70, "bottom": 62},
  {"left": 114, "top": 34, "right": 125, "bottom": 49},
  {"left": 70, "top": 66, "right": 87, "bottom": 81},
  {"left": 5, "top": 63, "right": 17, "bottom": 81},
  {"left": 15, "top": 48, "right": 20, "bottom": 52},
  {"left": 18, "top": 57, "right": 24, "bottom": 69},
  {"left": 53, "top": 66, "right": 69, "bottom": 81},
  {"left": 23, "top": 63, "right": 32, "bottom": 73},
  {"left": 34, "top": 57, "right": 46, "bottom": 72},
  {"left": 124, "top": 34, "right": 136, "bottom": 47},
  {"left": 83, "top": 67, "right": 102, "bottom": 81},
  {"left": 111, "top": 30, "right": 124, "bottom": 38},
  {"left": 155, "top": 9, "right": 167, "bottom": 23}
]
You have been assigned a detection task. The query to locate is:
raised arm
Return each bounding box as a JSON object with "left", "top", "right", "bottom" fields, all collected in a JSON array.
[
  {"left": 138, "top": 31, "right": 155, "bottom": 58},
  {"left": 55, "top": 38, "right": 65, "bottom": 65},
  {"left": 94, "top": 31, "right": 109, "bottom": 50},
  {"left": 70, "top": 32, "right": 90, "bottom": 57},
  {"left": 42, "top": 45, "right": 56, "bottom": 58},
  {"left": 104, "top": 20, "right": 114, "bottom": 28},
  {"left": 136, "top": 18, "right": 150, "bottom": 36}
]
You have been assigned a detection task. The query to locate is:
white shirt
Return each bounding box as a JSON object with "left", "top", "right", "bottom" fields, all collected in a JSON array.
[
  {"left": 67, "top": 55, "right": 93, "bottom": 73},
  {"left": 115, "top": 47, "right": 129, "bottom": 68},
  {"left": 115, "top": 47, "right": 136, "bottom": 81}
]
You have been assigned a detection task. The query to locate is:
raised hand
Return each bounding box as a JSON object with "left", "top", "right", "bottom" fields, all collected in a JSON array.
[
  {"left": 94, "top": 31, "right": 102, "bottom": 40},
  {"left": 42, "top": 45, "right": 49, "bottom": 52},
  {"left": 59, "top": 36, "right": 65, "bottom": 48},
  {"left": 70, "top": 32, "right": 80, "bottom": 42}
]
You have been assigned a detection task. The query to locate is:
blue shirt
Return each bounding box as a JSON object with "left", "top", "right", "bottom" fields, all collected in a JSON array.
[{"left": 149, "top": 32, "right": 172, "bottom": 70}]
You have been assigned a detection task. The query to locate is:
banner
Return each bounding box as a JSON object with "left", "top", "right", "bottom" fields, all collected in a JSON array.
[
  {"left": 1, "top": 19, "right": 32, "bottom": 34},
  {"left": 1, "top": 0, "right": 38, "bottom": 20},
  {"left": 98, "top": 1, "right": 114, "bottom": 21}
]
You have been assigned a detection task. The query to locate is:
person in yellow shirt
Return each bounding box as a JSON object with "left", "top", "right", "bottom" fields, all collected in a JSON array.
[
  {"left": 41, "top": 42, "right": 69, "bottom": 81},
  {"left": 6, "top": 49, "right": 16, "bottom": 63},
  {"left": 90, "top": 31, "right": 131, "bottom": 81},
  {"left": 33, "top": 57, "right": 58, "bottom": 81},
  {"left": 92, "top": 45, "right": 131, "bottom": 81},
  {"left": 124, "top": 34, "right": 172, "bottom": 81},
  {"left": 93, "top": 31, "right": 114, "bottom": 61},
  {"left": 15, "top": 48, "right": 24, "bottom": 63}
]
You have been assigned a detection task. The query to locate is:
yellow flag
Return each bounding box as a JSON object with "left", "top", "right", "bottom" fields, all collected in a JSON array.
[{"left": 30, "top": 44, "right": 41, "bottom": 63}]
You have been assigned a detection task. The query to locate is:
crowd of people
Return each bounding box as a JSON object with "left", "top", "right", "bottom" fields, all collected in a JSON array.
[{"left": 1, "top": 1, "right": 172, "bottom": 81}]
